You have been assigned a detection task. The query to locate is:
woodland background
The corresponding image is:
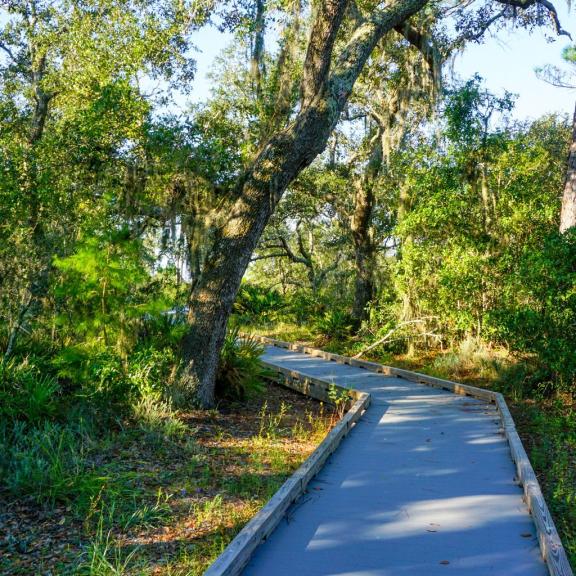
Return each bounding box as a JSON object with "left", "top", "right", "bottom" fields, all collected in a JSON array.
[{"left": 0, "top": 0, "right": 575, "bottom": 573}]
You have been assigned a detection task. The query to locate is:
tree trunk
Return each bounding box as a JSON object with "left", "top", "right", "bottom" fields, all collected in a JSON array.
[
  {"left": 181, "top": 107, "right": 340, "bottom": 407},
  {"left": 560, "top": 101, "right": 576, "bottom": 233},
  {"left": 250, "top": 0, "right": 266, "bottom": 97},
  {"left": 351, "top": 179, "right": 376, "bottom": 327},
  {"left": 180, "top": 0, "right": 431, "bottom": 407}
]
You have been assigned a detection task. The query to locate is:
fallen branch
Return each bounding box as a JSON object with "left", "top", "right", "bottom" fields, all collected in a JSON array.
[{"left": 353, "top": 319, "right": 437, "bottom": 358}]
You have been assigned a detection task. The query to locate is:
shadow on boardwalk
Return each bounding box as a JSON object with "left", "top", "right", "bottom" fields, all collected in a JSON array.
[{"left": 243, "top": 347, "right": 546, "bottom": 576}]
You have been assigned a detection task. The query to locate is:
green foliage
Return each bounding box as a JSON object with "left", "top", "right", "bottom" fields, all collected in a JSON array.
[
  {"left": 327, "top": 384, "right": 351, "bottom": 418},
  {"left": 52, "top": 347, "right": 130, "bottom": 409},
  {"left": 0, "top": 357, "right": 61, "bottom": 423},
  {"left": 488, "top": 230, "right": 576, "bottom": 391},
  {"left": 53, "top": 231, "right": 167, "bottom": 354},
  {"left": 444, "top": 74, "right": 515, "bottom": 147},
  {"left": 0, "top": 419, "right": 106, "bottom": 508},
  {"left": 518, "top": 400, "right": 576, "bottom": 565},
  {"left": 314, "top": 310, "right": 353, "bottom": 340},
  {"left": 215, "top": 328, "right": 268, "bottom": 401},
  {"left": 79, "top": 511, "right": 141, "bottom": 576},
  {"left": 233, "top": 283, "right": 287, "bottom": 324},
  {"left": 132, "top": 395, "right": 188, "bottom": 445}
]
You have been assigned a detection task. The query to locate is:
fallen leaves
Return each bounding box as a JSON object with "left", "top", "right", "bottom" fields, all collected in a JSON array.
[{"left": 1, "top": 382, "right": 335, "bottom": 575}]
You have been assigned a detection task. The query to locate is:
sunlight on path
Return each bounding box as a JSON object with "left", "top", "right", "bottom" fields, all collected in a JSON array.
[{"left": 243, "top": 347, "right": 546, "bottom": 576}]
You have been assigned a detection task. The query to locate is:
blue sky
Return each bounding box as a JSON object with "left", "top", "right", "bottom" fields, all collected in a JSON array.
[
  {"left": 453, "top": 4, "right": 575, "bottom": 119},
  {"left": 188, "top": 5, "right": 575, "bottom": 120}
]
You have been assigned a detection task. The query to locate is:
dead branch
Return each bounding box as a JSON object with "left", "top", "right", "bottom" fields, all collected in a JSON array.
[{"left": 353, "top": 319, "right": 439, "bottom": 358}]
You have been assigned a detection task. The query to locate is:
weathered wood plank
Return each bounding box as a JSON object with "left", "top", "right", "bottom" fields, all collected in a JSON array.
[
  {"left": 203, "top": 476, "right": 302, "bottom": 576},
  {"left": 495, "top": 394, "right": 573, "bottom": 576},
  {"left": 249, "top": 334, "right": 495, "bottom": 402}
]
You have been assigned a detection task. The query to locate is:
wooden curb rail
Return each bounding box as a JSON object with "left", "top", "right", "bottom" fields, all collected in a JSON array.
[{"left": 206, "top": 334, "right": 573, "bottom": 576}]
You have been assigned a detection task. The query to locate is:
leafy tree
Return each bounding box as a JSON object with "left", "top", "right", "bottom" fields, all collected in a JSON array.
[
  {"left": 180, "top": 0, "right": 569, "bottom": 407},
  {"left": 0, "top": 0, "right": 206, "bottom": 359}
]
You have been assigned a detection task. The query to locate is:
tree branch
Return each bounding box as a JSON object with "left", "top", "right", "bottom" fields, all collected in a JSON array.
[
  {"left": 0, "top": 41, "right": 16, "bottom": 63},
  {"left": 494, "top": 0, "right": 571, "bottom": 38},
  {"left": 393, "top": 23, "right": 439, "bottom": 77},
  {"left": 260, "top": 235, "right": 310, "bottom": 266},
  {"left": 353, "top": 319, "right": 432, "bottom": 358},
  {"left": 329, "top": 0, "right": 431, "bottom": 108},
  {"left": 301, "top": 0, "right": 350, "bottom": 106},
  {"left": 250, "top": 252, "right": 291, "bottom": 262}
]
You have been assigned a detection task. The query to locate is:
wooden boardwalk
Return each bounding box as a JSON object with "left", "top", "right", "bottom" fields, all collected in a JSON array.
[{"left": 242, "top": 345, "right": 549, "bottom": 575}]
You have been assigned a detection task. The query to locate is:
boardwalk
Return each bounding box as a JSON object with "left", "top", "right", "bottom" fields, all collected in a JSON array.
[{"left": 243, "top": 345, "right": 547, "bottom": 576}]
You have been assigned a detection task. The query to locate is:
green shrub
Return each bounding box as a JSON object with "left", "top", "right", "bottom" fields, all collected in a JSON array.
[
  {"left": 132, "top": 396, "right": 188, "bottom": 445},
  {"left": 289, "top": 291, "right": 327, "bottom": 324},
  {"left": 138, "top": 309, "right": 188, "bottom": 349},
  {"left": 52, "top": 347, "right": 132, "bottom": 412},
  {"left": 126, "top": 346, "right": 178, "bottom": 399},
  {"left": 215, "top": 327, "right": 268, "bottom": 401},
  {"left": 0, "top": 357, "right": 61, "bottom": 423},
  {"left": 233, "top": 283, "right": 287, "bottom": 324},
  {"left": 488, "top": 230, "right": 576, "bottom": 395},
  {"left": 314, "top": 310, "right": 353, "bottom": 340}
]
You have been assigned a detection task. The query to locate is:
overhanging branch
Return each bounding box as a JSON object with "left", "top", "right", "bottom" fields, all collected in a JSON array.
[{"left": 494, "top": 0, "right": 571, "bottom": 38}]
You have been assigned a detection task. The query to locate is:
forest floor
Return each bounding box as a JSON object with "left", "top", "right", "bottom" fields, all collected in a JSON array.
[
  {"left": 248, "top": 323, "right": 576, "bottom": 569},
  {"left": 0, "top": 382, "right": 335, "bottom": 576}
]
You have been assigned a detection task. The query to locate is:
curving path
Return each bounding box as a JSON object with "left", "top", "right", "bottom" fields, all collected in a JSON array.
[{"left": 242, "top": 345, "right": 547, "bottom": 576}]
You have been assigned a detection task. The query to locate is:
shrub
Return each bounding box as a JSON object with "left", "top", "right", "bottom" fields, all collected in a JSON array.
[
  {"left": 233, "top": 283, "right": 287, "bottom": 324},
  {"left": 215, "top": 327, "right": 268, "bottom": 401},
  {"left": 138, "top": 308, "right": 188, "bottom": 349},
  {"left": 132, "top": 396, "right": 188, "bottom": 445},
  {"left": 52, "top": 347, "right": 132, "bottom": 413},
  {"left": 0, "top": 357, "right": 61, "bottom": 423},
  {"left": 126, "top": 346, "right": 178, "bottom": 400},
  {"left": 488, "top": 230, "right": 576, "bottom": 395},
  {"left": 314, "top": 310, "right": 353, "bottom": 340}
]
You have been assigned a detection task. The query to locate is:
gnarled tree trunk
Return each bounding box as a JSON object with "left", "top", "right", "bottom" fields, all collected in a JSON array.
[
  {"left": 350, "top": 155, "right": 382, "bottom": 328},
  {"left": 180, "top": 0, "right": 431, "bottom": 407}
]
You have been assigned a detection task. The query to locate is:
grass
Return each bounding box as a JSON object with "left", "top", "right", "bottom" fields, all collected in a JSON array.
[
  {"left": 242, "top": 321, "right": 317, "bottom": 345},
  {"left": 0, "top": 381, "right": 335, "bottom": 575}
]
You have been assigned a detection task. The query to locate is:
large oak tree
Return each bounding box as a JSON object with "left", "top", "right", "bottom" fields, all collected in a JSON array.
[{"left": 180, "top": 0, "right": 571, "bottom": 407}]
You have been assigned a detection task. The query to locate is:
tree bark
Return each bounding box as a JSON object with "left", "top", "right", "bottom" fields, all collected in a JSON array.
[
  {"left": 560, "top": 101, "right": 576, "bottom": 233},
  {"left": 350, "top": 146, "right": 380, "bottom": 326},
  {"left": 181, "top": 0, "right": 430, "bottom": 407},
  {"left": 250, "top": 0, "right": 265, "bottom": 97},
  {"left": 351, "top": 211, "right": 376, "bottom": 326}
]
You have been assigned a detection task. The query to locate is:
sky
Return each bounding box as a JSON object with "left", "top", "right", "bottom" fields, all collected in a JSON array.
[
  {"left": 452, "top": 4, "right": 575, "bottom": 120},
  {"left": 188, "top": 4, "right": 576, "bottom": 121}
]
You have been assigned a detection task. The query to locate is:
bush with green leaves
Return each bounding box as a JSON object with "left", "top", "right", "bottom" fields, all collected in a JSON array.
[
  {"left": 53, "top": 230, "right": 169, "bottom": 356},
  {"left": 233, "top": 282, "right": 287, "bottom": 324},
  {"left": 488, "top": 230, "right": 576, "bottom": 393},
  {"left": 52, "top": 346, "right": 132, "bottom": 414},
  {"left": 314, "top": 310, "right": 353, "bottom": 340},
  {"left": 0, "top": 357, "right": 61, "bottom": 424},
  {"left": 215, "top": 327, "right": 269, "bottom": 401}
]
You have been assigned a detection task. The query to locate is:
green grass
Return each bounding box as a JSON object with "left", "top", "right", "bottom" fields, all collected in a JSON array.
[
  {"left": 1, "top": 381, "right": 335, "bottom": 575},
  {"left": 241, "top": 321, "right": 316, "bottom": 344}
]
